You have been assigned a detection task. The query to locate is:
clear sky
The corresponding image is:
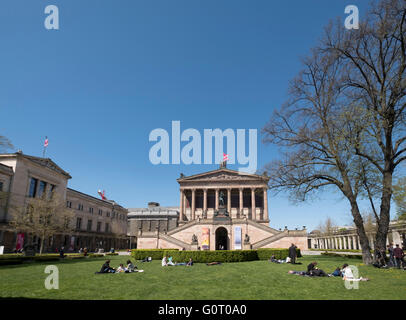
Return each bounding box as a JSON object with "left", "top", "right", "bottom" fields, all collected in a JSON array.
[{"left": 0, "top": 0, "right": 378, "bottom": 231}]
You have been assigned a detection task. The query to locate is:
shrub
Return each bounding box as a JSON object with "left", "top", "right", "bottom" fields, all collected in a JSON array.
[
  {"left": 131, "top": 249, "right": 179, "bottom": 260},
  {"left": 88, "top": 253, "right": 105, "bottom": 258},
  {"left": 163, "top": 250, "right": 258, "bottom": 263},
  {"left": 321, "top": 252, "right": 362, "bottom": 259},
  {"left": 105, "top": 253, "right": 119, "bottom": 256},
  {"left": 257, "top": 248, "right": 301, "bottom": 260}
]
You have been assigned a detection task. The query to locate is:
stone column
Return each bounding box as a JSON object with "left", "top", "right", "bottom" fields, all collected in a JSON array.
[
  {"left": 334, "top": 237, "right": 338, "bottom": 250},
  {"left": 351, "top": 236, "right": 355, "bottom": 250},
  {"left": 191, "top": 189, "right": 196, "bottom": 221},
  {"left": 179, "top": 189, "right": 184, "bottom": 221},
  {"left": 203, "top": 189, "right": 208, "bottom": 217},
  {"left": 239, "top": 188, "right": 244, "bottom": 218},
  {"left": 251, "top": 188, "right": 256, "bottom": 220},
  {"left": 215, "top": 189, "right": 219, "bottom": 211},
  {"left": 227, "top": 188, "right": 231, "bottom": 214},
  {"left": 263, "top": 188, "right": 268, "bottom": 221}
]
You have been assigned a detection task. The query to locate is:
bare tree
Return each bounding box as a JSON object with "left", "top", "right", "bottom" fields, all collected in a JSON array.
[
  {"left": 0, "top": 135, "right": 13, "bottom": 151},
  {"left": 263, "top": 0, "right": 406, "bottom": 264},
  {"left": 317, "top": 217, "right": 337, "bottom": 236},
  {"left": 322, "top": 0, "right": 406, "bottom": 254},
  {"left": 262, "top": 44, "right": 375, "bottom": 263},
  {"left": 9, "top": 194, "right": 75, "bottom": 254}
]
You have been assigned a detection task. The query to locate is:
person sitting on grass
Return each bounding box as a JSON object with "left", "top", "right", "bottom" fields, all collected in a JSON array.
[
  {"left": 97, "top": 260, "right": 115, "bottom": 273},
  {"left": 186, "top": 258, "right": 193, "bottom": 266},
  {"left": 331, "top": 267, "right": 342, "bottom": 277},
  {"left": 126, "top": 260, "right": 137, "bottom": 272},
  {"left": 167, "top": 256, "right": 175, "bottom": 266},
  {"left": 116, "top": 263, "right": 125, "bottom": 273},
  {"left": 306, "top": 261, "right": 328, "bottom": 277},
  {"left": 162, "top": 255, "right": 168, "bottom": 267},
  {"left": 341, "top": 264, "right": 369, "bottom": 281},
  {"left": 269, "top": 254, "right": 278, "bottom": 263}
]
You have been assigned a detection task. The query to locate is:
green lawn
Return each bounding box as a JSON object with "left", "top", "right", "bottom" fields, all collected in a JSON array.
[{"left": 0, "top": 255, "right": 405, "bottom": 300}]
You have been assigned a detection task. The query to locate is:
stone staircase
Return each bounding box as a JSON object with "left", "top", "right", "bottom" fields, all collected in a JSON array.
[
  {"left": 159, "top": 233, "right": 191, "bottom": 250},
  {"left": 251, "top": 231, "right": 288, "bottom": 249}
]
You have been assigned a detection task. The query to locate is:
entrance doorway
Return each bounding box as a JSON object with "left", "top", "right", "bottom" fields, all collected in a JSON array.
[{"left": 215, "top": 227, "right": 228, "bottom": 250}]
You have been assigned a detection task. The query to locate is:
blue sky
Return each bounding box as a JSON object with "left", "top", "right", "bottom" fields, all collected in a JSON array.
[{"left": 0, "top": 0, "right": 376, "bottom": 231}]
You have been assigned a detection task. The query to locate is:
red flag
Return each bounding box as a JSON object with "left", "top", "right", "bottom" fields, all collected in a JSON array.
[
  {"left": 223, "top": 153, "right": 229, "bottom": 161},
  {"left": 44, "top": 137, "right": 49, "bottom": 148}
]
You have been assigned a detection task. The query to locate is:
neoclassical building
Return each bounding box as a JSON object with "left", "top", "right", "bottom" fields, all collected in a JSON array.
[
  {"left": 308, "top": 222, "right": 406, "bottom": 250},
  {"left": 0, "top": 152, "right": 129, "bottom": 253},
  {"left": 134, "top": 165, "right": 308, "bottom": 250}
]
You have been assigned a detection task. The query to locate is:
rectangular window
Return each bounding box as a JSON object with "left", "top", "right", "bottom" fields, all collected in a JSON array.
[
  {"left": 78, "top": 203, "right": 83, "bottom": 211},
  {"left": 97, "top": 222, "right": 102, "bottom": 232},
  {"left": 48, "top": 184, "right": 56, "bottom": 199},
  {"left": 105, "top": 223, "right": 109, "bottom": 233},
  {"left": 38, "top": 181, "right": 47, "bottom": 198},
  {"left": 66, "top": 201, "right": 72, "bottom": 208},
  {"left": 76, "top": 217, "right": 82, "bottom": 230},
  {"left": 28, "top": 178, "right": 38, "bottom": 197},
  {"left": 87, "top": 220, "right": 92, "bottom": 231},
  {"left": 106, "top": 211, "right": 110, "bottom": 217},
  {"left": 98, "top": 209, "right": 102, "bottom": 216},
  {"left": 89, "top": 207, "right": 93, "bottom": 214},
  {"left": 0, "top": 181, "right": 3, "bottom": 192}
]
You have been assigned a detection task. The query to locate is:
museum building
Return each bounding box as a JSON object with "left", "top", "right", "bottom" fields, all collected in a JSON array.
[
  {"left": 0, "top": 152, "right": 129, "bottom": 253},
  {"left": 129, "top": 164, "right": 308, "bottom": 250}
]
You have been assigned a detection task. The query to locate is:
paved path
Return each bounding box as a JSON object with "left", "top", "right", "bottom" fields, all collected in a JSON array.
[{"left": 302, "top": 250, "right": 362, "bottom": 256}]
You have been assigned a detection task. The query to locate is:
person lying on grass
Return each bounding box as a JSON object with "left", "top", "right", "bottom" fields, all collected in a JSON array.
[{"left": 206, "top": 262, "right": 222, "bottom": 266}]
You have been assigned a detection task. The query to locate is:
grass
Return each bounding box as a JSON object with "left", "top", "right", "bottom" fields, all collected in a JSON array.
[{"left": 0, "top": 255, "right": 405, "bottom": 300}]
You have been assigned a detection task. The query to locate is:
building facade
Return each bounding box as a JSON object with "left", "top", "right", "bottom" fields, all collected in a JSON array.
[
  {"left": 133, "top": 165, "right": 308, "bottom": 250},
  {"left": 0, "top": 152, "right": 128, "bottom": 253}
]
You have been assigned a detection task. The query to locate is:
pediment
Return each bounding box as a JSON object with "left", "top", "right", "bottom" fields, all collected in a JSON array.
[{"left": 178, "top": 169, "right": 267, "bottom": 182}]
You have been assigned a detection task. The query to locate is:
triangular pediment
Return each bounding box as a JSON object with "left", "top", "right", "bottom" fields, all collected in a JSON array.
[
  {"left": 22, "top": 154, "right": 72, "bottom": 179},
  {"left": 177, "top": 168, "right": 267, "bottom": 182}
]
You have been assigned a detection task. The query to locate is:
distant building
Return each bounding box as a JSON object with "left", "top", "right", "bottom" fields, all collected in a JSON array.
[
  {"left": 308, "top": 222, "right": 406, "bottom": 250},
  {"left": 0, "top": 152, "right": 129, "bottom": 253}
]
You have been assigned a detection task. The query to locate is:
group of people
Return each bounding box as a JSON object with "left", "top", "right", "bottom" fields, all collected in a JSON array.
[
  {"left": 375, "top": 243, "right": 405, "bottom": 269},
  {"left": 161, "top": 255, "right": 194, "bottom": 266},
  {"left": 269, "top": 243, "right": 300, "bottom": 264},
  {"left": 96, "top": 259, "right": 143, "bottom": 274},
  {"left": 289, "top": 262, "right": 369, "bottom": 281}
]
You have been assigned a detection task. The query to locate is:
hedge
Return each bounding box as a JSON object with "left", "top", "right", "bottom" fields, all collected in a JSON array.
[
  {"left": 131, "top": 249, "right": 179, "bottom": 260},
  {"left": 163, "top": 250, "right": 258, "bottom": 263},
  {"left": 321, "top": 252, "right": 363, "bottom": 259},
  {"left": 257, "top": 248, "right": 301, "bottom": 260}
]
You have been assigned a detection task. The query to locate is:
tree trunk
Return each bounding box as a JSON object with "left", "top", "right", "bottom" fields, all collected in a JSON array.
[
  {"left": 40, "top": 236, "right": 45, "bottom": 255},
  {"left": 350, "top": 200, "right": 373, "bottom": 264},
  {"left": 375, "top": 170, "right": 393, "bottom": 253}
]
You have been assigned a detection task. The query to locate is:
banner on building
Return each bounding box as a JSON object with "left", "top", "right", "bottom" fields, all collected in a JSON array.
[
  {"left": 16, "top": 233, "right": 25, "bottom": 251},
  {"left": 202, "top": 228, "right": 210, "bottom": 250},
  {"left": 234, "top": 226, "right": 242, "bottom": 250},
  {"left": 69, "top": 236, "right": 75, "bottom": 251}
]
